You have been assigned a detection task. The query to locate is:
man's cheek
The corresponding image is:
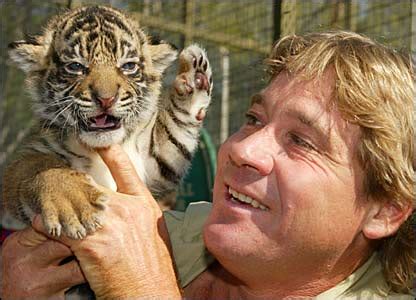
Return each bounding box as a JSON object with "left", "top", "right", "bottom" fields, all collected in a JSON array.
[{"left": 216, "top": 145, "right": 232, "bottom": 174}]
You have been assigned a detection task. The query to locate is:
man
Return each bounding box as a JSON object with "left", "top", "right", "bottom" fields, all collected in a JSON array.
[{"left": 1, "top": 31, "right": 415, "bottom": 299}]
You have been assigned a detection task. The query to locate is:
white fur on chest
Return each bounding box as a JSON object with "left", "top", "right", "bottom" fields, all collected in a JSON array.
[{"left": 67, "top": 136, "right": 148, "bottom": 191}]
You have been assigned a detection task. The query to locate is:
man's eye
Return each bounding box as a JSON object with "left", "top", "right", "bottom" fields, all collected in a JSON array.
[
  {"left": 245, "top": 113, "right": 262, "bottom": 127},
  {"left": 289, "top": 133, "right": 316, "bottom": 151},
  {"left": 120, "top": 62, "right": 139, "bottom": 74},
  {"left": 65, "top": 62, "right": 86, "bottom": 74}
]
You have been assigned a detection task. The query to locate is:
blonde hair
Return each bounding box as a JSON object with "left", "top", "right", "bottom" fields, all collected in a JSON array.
[{"left": 266, "top": 31, "right": 415, "bottom": 293}]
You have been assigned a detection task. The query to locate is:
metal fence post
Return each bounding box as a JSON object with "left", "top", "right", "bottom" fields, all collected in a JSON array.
[
  {"left": 184, "top": 0, "right": 195, "bottom": 46},
  {"left": 412, "top": 0, "right": 416, "bottom": 60},
  {"left": 281, "top": 0, "right": 297, "bottom": 36},
  {"left": 273, "top": 0, "right": 282, "bottom": 41},
  {"left": 220, "top": 47, "right": 230, "bottom": 144},
  {"left": 345, "top": 0, "right": 358, "bottom": 31}
]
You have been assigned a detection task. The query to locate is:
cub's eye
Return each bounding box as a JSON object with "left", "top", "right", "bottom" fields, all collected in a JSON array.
[
  {"left": 120, "top": 62, "right": 139, "bottom": 74},
  {"left": 65, "top": 62, "right": 86, "bottom": 74}
]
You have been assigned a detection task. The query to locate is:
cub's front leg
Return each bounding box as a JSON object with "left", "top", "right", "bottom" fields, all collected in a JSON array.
[
  {"left": 149, "top": 44, "right": 212, "bottom": 196},
  {"left": 2, "top": 153, "right": 107, "bottom": 239}
]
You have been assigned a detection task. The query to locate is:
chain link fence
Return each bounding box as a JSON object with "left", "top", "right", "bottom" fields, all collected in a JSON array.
[{"left": 1, "top": 0, "right": 414, "bottom": 176}]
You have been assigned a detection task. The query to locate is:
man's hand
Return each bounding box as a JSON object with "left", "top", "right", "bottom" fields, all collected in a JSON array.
[
  {"left": 33, "top": 145, "right": 181, "bottom": 299},
  {"left": 1, "top": 228, "right": 85, "bottom": 299}
]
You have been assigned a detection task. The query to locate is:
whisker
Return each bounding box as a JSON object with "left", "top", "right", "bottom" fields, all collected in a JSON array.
[
  {"left": 46, "top": 99, "right": 73, "bottom": 108},
  {"left": 48, "top": 96, "right": 74, "bottom": 104},
  {"left": 59, "top": 110, "right": 73, "bottom": 141},
  {"left": 46, "top": 102, "right": 74, "bottom": 130}
]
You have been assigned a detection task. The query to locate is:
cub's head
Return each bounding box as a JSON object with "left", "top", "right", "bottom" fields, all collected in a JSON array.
[{"left": 9, "top": 6, "right": 177, "bottom": 148}]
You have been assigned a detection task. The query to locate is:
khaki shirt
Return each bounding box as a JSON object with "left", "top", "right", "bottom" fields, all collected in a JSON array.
[{"left": 164, "top": 202, "right": 414, "bottom": 299}]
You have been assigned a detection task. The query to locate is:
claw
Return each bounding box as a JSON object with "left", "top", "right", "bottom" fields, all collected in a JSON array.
[
  {"left": 48, "top": 224, "right": 62, "bottom": 237},
  {"left": 94, "top": 221, "right": 103, "bottom": 229}
]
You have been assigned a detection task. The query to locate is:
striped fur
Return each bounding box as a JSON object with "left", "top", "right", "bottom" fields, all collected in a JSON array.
[{"left": 3, "top": 6, "right": 212, "bottom": 238}]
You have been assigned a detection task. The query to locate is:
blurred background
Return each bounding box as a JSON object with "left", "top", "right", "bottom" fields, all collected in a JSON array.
[{"left": 0, "top": 0, "right": 415, "bottom": 206}]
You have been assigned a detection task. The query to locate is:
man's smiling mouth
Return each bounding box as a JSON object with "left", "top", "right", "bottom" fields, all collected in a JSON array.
[{"left": 228, "top": 186, "right": 269, "bottom": 211}]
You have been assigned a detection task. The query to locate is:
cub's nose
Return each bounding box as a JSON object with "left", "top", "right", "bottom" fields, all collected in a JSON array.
[{"left": 96, "top": 95, "right": 117, "bottom": 110}]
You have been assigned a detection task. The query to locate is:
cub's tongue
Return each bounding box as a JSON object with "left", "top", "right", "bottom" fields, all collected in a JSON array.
[
  {"left": 90, "top": 114, "right": 116, "bottom": 129},
  {"left": 94, "top": 114, "right": 108, "bottom": 126},
  {"left": 87, "top": 113, "right": 122, "bottom": 131}
]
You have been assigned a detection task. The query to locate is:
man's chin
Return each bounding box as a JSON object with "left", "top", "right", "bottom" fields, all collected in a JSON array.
[
  {"left": 78, "top": 127, "right": 126, "bottom": 148},
  {"left": 203, "top": 221, "right": 237, "bottom": 255},
  {"left": 203, "top": 221, "right": 257, "bottom": 268}
]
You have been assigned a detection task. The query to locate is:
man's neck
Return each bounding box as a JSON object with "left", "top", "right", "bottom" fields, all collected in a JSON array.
[
  {"left": 184, "top": 252, "right": 373, "bottom": 299},
  {"left": 184, "top": 264, "right": 335, "bottom": 299}
]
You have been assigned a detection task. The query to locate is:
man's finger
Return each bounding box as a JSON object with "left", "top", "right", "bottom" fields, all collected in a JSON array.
[
  {"left": 97, "top": 145, "right": 148, "bottom": 196},
  {"left": 8, "top": 225, "right": 75, "bottom": 265},
  {"left": 56, "top": 260, "right": 86, "bottom": 290},
  {"left": 37, "top": 261, "right": 86, "bottom": 295},
  {"left": 34, "top": 239, "right": 75, "bottom": 266},
  {"left": 15, "top": 226, "right": 48, "bottom": 247}
]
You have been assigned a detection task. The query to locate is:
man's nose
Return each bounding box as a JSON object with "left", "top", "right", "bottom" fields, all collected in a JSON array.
[{"left": 228, "top": 131, "right": 274, "bottom": 176}]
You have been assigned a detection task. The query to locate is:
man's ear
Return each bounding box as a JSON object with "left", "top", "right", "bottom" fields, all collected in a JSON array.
[
  {"left": 8, "top": 35, "right": 48, "bottom": 73},
  {"left": 362, "top": 200, "right": 413, "bottom": 240},
  {"left": 148, "top": 42, "right": 178, "bottom": 74}
]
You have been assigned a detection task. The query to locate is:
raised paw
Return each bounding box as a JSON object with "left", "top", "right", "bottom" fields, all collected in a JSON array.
[
  {"left": 171, "top": 44, "right": 213, "bottom": 121},
  {"left": 37, "top": 169, "right": 108, "bottom": 239},
  {"left": 174, "top": 44, "right": 213, "bottom": 97}
]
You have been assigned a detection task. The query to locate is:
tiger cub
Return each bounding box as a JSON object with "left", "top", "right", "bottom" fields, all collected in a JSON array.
[{"left": 2, "top": 6, "right": 213, "bottom": 239}]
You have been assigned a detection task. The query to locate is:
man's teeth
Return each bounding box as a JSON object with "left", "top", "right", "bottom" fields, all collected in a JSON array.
[{"left": 228, "top": 187, "right": 268, "bottom": 211}]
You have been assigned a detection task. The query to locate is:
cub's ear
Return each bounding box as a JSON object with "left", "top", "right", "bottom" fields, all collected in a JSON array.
[
  {"left": 8, "top": 35, "right": 48, "bottom": 73},
  {"left": 148, "top": 39, "right": 178, "bottom": 74}
]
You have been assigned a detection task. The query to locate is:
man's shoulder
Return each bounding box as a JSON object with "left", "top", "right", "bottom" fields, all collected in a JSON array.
[
  {"left": 164, "top": 202, "right": 214, "bottom": 288},
  {"left": 317, "top": 254, "right": 414, "bottom": 299}
]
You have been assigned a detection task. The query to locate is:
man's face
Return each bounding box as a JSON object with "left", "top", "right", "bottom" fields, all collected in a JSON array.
[{"left": 203, "top": 71, "right": 373, "bottom": 289}]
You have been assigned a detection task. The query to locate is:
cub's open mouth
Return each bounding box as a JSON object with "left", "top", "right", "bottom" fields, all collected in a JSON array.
[{"left": 84, "top": 114, "right": 121, "bottom": 131}]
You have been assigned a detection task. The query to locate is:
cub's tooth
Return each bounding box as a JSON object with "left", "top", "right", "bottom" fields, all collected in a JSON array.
[
  {"left": 259, "top": 204, "right": 267, "bottom": 210},
  {"left": 251, "top": 200, "right": 260, "bottom": 208}
]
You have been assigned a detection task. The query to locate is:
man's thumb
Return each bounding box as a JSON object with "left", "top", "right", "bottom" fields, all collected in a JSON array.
[{"left": 97, "top": 145, "right": 146, "bottom": 196}]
